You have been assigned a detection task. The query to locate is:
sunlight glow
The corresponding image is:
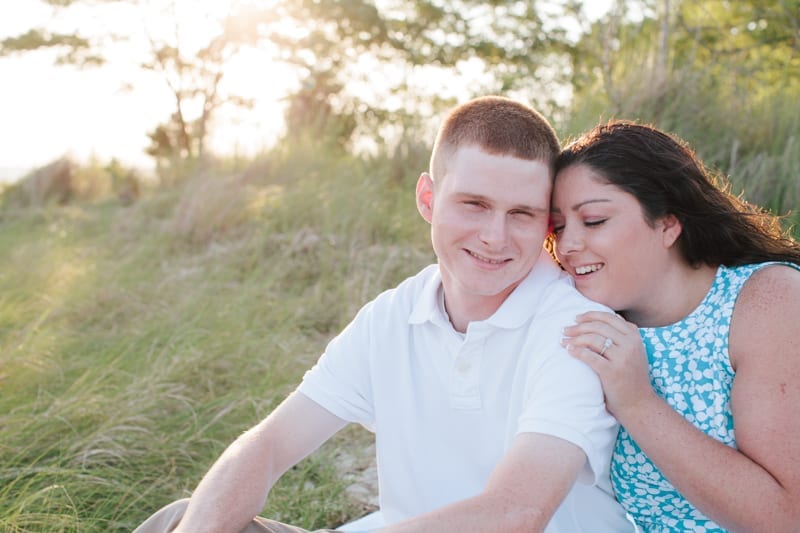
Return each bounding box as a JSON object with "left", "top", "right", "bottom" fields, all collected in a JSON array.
[
  {"left": 0, "top": 0, "right": 613, "bottom": 183},
  {"left": 0, "top": 0, "right": 296, "bottom": 181}
]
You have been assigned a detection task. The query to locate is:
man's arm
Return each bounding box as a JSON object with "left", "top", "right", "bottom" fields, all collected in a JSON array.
[
  {"left": 382, "top": 432, "right": 585, "bottom": 533},
  {"left": 173, "top": 391, "right": 348, "bottom": 533}
]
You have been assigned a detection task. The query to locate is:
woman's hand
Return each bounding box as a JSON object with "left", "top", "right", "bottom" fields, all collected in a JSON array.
[{"left": 561, "top": 311, "right": 656, "bottom": 419}]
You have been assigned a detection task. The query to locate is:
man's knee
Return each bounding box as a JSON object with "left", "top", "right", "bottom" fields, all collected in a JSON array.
[
  {"left": 133, "top": 498, "right": 342, "bottom": 533},
  {"left": 133, "top": 498, "right": 190, "bottom": 533}
]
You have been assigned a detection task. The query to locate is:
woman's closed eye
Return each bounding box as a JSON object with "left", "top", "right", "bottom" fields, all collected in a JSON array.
[
  {"left": 584, "top": 218, "right": 607, "bottom": 227},
  {"left": 551, "top": 218, "right": 606, "bottom": 235}
]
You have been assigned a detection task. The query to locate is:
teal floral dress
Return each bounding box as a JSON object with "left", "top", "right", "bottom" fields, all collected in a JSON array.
[{"left": 610, "top": 262, "right": 800, "bottom": 532}]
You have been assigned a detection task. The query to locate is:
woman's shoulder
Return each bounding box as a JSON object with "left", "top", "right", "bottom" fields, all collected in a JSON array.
[
  {"left": 736, "top": 263, "right": 800, "bottom": 309},
  {"left": 730, "top": 263, "right": 800, "bottom": 369}
]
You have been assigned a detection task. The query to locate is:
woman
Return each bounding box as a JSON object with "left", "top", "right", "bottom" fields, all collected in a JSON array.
[{"left": 551, "top": 120, "right": 800, "bottom": 532}]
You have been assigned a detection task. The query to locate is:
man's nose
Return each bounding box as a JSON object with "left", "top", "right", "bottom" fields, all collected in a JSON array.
[{"left": 479, "top": 213, "right": 508, "bottom": 246}]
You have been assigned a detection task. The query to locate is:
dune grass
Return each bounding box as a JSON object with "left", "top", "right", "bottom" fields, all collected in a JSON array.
[
  {"left": 0, "top": 144, "right": 432, "bottom": 531},
  {"left": 2, "top": 91, "right": 797, "bottom": 531}
]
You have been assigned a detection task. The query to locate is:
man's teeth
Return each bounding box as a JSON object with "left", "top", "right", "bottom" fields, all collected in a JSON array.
[
  {"left": 469, "top": 250, "right": 506, "bottom": 264},
  {"left": 575, "top": 264, "right": 603, "bottom": 275}
]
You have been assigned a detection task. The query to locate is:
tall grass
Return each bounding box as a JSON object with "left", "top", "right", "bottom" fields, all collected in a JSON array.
[
  {"left": 0, "top": 144, "right": 432, "bottom": 531},
  {"left": 2, "top": 78, "right": 797, "bottom": 531},
  {"left": 564, "top": 69, "right": 800, "bottom": 237}
]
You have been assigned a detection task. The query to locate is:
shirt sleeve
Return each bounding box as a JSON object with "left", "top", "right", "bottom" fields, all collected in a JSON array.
[
  {"left": 296, "top": 299, "right": 377, "bottom": 429},
  {"left": 516, "top": 310, "right": 619, "bottom": 486}
]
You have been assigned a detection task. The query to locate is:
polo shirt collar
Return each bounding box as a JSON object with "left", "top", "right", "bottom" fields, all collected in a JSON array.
[
  {"left": 409, "top": 267, "right": 449, "bottom": 327},
  {"left": 408, "top": 250, "right": 569, "bottom": 329},
  {"left": 488, "top": 250, "right": 566, "bottom": 329}
]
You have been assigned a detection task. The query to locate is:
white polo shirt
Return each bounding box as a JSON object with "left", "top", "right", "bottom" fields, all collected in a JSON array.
[{"left": 298, "top": 251, "right": 631, "bottom": 532}]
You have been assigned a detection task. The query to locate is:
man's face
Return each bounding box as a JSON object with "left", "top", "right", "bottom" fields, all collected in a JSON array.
[{"left": 417, "top": 145, "right": 551, "bottom": 316}]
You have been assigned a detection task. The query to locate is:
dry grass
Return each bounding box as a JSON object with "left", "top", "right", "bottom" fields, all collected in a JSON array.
[{"left": 0, "top": 145, "right": 430, "bottom": 531}]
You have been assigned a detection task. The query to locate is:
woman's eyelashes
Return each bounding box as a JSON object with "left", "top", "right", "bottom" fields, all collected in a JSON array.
[
  {"left": 584, "top": 218, "right": 607, "bottom": 227},
  {"left": 550, "top": 217, "right": 607, "bottom": 235}
]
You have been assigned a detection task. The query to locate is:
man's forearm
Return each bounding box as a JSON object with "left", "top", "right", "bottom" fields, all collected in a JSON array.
[
  {"left": 379, "top": 491, "right": 549, "bottom": 533},
  {"left": 381, "top": 433, "right": 584, "bottom": 533},
  {"left": 174, "top": 425, "right": 280, "bottom": 533},
  {"left": 172, "top": 392, "right": 347, "bottom": 533}
]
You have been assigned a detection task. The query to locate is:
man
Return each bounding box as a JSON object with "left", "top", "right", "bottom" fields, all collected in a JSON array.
[{"left": 136, "top": 96, "right": 631, "bottom": 533}]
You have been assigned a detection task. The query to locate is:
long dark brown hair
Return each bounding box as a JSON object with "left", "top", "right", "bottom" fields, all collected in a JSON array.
[{"left": 552, "top": 120, "right": 800, "bottom": 267}]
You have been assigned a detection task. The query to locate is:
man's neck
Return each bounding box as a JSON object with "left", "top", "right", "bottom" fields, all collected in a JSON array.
[{"left": 442, "top": 287, "right": 514, "bottom": 334}]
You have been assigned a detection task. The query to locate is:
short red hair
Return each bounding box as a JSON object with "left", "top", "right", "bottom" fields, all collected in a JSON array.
[{"left": 430, "top": 96, "right": 560, "bottom": 183}]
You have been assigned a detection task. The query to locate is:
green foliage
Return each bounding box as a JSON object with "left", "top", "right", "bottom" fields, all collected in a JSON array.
[
  {"left": 566, "top": 82, "right": 799, "bottom": 238},
  {"left": 0, "top": 158, "right": 142, "bottom": 209},
  {"left": 2, "top": 5, "right": 799, "bottom": 529},
  {"left": 142, "top": 13, "right": 259, "bottom": 177},
  {"left": 238, "top": 0, "right": 580, "bottom": 144},
  {"left": 675, "top": 0, "right": 800, "bottom": 90},
  {"left": 0, "top": 143, "right": 431, "bottom": 530},
  {"left": 283, "top": 72, "right": 358, "bottom": 151},
  {"left": 563, "top": 0, "right": 800, "bottom": 239},
  {"left": 0, "top": 29, "right": 103, "bottom": 66}
]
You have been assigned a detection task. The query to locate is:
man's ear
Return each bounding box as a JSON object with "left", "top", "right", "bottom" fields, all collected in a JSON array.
[
  {"left": 416, "top": 172, "right": 434, "bottom": 223},
  {"left": 660, "top": 214, "right": 682, "bottom": 247}
]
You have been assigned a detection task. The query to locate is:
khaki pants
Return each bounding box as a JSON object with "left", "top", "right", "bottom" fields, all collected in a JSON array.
[{"left": 133, "top": 499, "right": 343, "bottom": 533}]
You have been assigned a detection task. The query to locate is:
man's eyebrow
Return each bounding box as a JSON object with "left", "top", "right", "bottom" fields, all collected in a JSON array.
[
  {"left": 456, "top": 192, "right": 548, "bottom": 213},
  {"left": 522, "top": 205, "right": 550, "bottom": 214},
  {"left": 551, "top": 198, "right": 611, "bottom": 213}
]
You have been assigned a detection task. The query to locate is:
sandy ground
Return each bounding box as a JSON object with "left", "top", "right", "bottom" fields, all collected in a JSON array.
[{"left": 337, "top": 441, "right": 379, "bottom": 513}]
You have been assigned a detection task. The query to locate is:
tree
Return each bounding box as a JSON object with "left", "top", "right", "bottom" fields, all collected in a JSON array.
[
  {"left": 3, "top": 0, "right": 261, "bottom": 178},
  {"left": 566, "top": 0, "right": 800, "bottom": 112},
  {"left": 141, "top": 6, "right": 258, "bottom": 176},
  {"left": 674, "top": 0, "right": 800, "bottom": 91},
  {"left": 238, "top": 0, "right": 588, "bottom": 152},
  {"left": 0, "top": 0, "right": 115, "bottom": 66},
  {"left": 1, "top": 1, "right": 620, "bottom": 164}
]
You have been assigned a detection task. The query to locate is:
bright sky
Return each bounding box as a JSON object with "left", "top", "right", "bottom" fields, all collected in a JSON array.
[
  {"left": 0, "top": 0, "right": 293, "bottom": 182},
  {"left": 0, "top": 0, "right": 613, "bottom": 183}
]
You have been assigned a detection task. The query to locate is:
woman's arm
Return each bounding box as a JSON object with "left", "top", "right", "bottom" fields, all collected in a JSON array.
[{"left": 564, "top": 265, "right": 800, "bottom": 531}]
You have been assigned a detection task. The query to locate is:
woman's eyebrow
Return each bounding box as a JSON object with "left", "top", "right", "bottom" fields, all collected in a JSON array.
[{"left": 555, "top": 198, "right": 612, "bottom": 212}]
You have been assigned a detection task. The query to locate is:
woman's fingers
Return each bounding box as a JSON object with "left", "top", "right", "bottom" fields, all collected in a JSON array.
[
  {"left": 575, "top": 311, "right": 632, "bottom": 333},
  {"left": 563, "top": 321, "right": 623, "bottom": 346},
  {"left": 562, "top": 332, "right": 613, "bottom": 357},
  {"left": 562, "top": 313, "right": 652, "bottom": 416},
  {"left": 564, "top": 342, "right": 610, "bottom": 374},
  {"left": 563, "top": 314, "right": 642, "bottom": 365}
]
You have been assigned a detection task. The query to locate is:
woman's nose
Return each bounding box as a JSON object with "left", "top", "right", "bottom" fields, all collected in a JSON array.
[{"left": 556, "top": 226, "right": 584, "bottom": 255}]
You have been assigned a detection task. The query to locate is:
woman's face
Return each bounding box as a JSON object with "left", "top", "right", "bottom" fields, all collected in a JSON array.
[{"left": 550, "top": 163, "right": 678, "bottom": 316}]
